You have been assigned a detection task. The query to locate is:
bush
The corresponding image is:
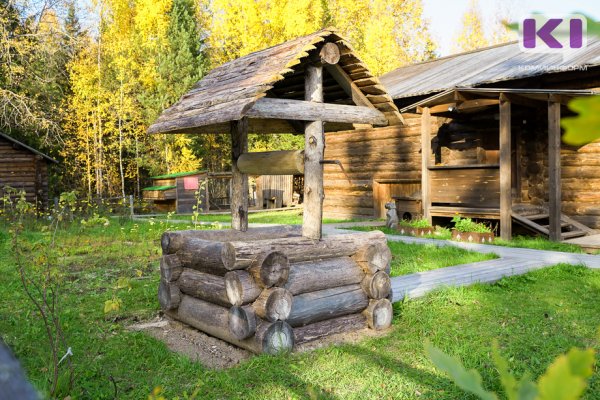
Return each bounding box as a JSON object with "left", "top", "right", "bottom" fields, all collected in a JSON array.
[{"left": 452, "top": 215, "right": 492, "bottom": 233}]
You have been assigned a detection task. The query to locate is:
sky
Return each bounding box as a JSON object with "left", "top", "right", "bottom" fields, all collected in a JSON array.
[{"left": 423, "top": 0, "right": 600, "bottom": 56}]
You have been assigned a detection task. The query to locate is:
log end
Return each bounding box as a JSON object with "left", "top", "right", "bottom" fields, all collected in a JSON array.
[
  {"left": 158, "top": 280, "right": 181, "bottom": 310},
  {"left": 361, "top": 271, "right": 391, "bottom": 300},
  {"left": 261, "top": 321, "right": 294, "bottom": 354},
  {"left": 229, "top": 306, "right": 257, "bottom": 340},
  {"left": 363, "top": 299, "right": 393, "bottom": 330},
  {"left": 260, "top": 252, "right": 290, "bottom": 288}
]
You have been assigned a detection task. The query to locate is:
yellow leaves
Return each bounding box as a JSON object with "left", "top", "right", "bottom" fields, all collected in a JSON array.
[
  {"left": 536, "top": 348, "right": 595, "bottom": 400},
  {"left": 103, "top": 297, "right": 122, "bottom": 313}
]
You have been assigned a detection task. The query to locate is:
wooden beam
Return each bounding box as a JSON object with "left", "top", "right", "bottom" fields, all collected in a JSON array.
[
  {"left": 231, "top": 118, "right": 249, "bottom": 231},
  {"left": 324, "top": 64, "right": 376, "bottom": 109},
  {"left": 421, "top": 107, "right": 431, "bottom": 223},
  {"left": 499, "top": 95, "right": 512, "bottom": 240},
  {"left": 428, "top": 99, "right": 500, "bottom": 114},
  {"left": 237, "top": 150, "right": 304, "bottom": 175},
  {"left": 548, "top": 98, "right": 562, "bottom": 242},
  {"left": 303, "top": 64, "right": 324, "bottom": 240},
  {"left": 246, "top": 98, "right": 388, "bottom": 125}
]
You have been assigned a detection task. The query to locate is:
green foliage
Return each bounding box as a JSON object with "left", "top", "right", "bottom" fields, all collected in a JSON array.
[
  {"left": 561, "top": 96, "right": 600, "bottom": 146},
  {"left": 426, "top": 340, "right": 596, "bottom": 400},
  {"left": 399, "top": 218, "right": 432, "bottom": 228},
  {"left": 452, "top": 215, "right": 492, "bottom": 233}
]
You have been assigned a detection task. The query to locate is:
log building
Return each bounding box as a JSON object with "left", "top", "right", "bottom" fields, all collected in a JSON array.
[
  {"left": 324, "top": 39, "right": 600, "bottom": 241},
  {"left": 0, "top": 132, "right": 57, "bottom": 208}
]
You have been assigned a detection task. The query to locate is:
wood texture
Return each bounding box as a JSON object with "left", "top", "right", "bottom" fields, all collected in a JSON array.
[
  {"left": 224, "top": 270, "right": 263, "bottom": 306},
  {"left": 158, "top": 280, "right": 181, "bottom": 310},
  {"left": 178, "top": 268, "right": 230, "bottom": 307},
  {"left": 303, "top": 63, "right": 325, "bottom": 239},
  {"left": 175, "top": 239, "right": 235, "bottom": 275},
  {"left": 421, "top": 108, "right": 432, "bottom": 223},
  {"left": 318, "top": 42, "right": 341, "bottom": 65},
  {"left": 548, "top": 99, "right": 562, "bottom": 241},
  {"left": 287, "top": 284, "right": 369, "bottom": 327},
  {"left": 161, "top": 226, "right": 301, "bottom": 254},
  {"left": 362, "top": 299, "right": 392, "bottom": 330},
  {"left": 293, "top": 313, "right": 367, "bottom": 344},
  {"left": 352, "top": 242, "right": 392, "bottom": 274},
  {"left": 160, "top": 254, "right": 183, "bottom": 282},
  {"left": 284, "top": 257, "right": 365, "bottom": 295},
  {"left": 499, "top": 97, "right": 512, "bottom": 240},
  {"left": 237, "top": 150, "right": 304, "bottom": 175},
  {"left": 247, "top": 251, "right": 290, "bottom": 288},
  {"left": 361, "top": 271, "right": 391, "bottom": 299},
  {"left": 231, "top": 118, "right": 249, "bottom": 231},
  {"left": 246, "top": 98, "right": 387, "bottom": 125},
  {"left": 228, "top": 305, "right": 257, "bottom": 340},
  {"left": 252, "top": 287, "right": 293, "bottom": 322}
]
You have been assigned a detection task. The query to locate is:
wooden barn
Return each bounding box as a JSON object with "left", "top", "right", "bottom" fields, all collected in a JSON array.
[
  {"left": 323, "top": 39, "right": 600, "bottom": 241},
  {"left": 0, "top": 132, "right": 57, "bottom": 208}
]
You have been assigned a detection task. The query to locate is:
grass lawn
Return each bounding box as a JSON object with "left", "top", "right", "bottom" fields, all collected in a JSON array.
[
  {"left": 1, "top": 219, "right": 598, "bottom": 399},
  {"left": 145, "top": 209, "right": 363, "bottom": 225}
]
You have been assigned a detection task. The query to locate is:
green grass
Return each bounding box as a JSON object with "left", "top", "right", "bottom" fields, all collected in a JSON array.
[
  {"left": 148, "top": 209, "right": 364, "bottom": 225},
  {"left": 1, "top": 219, "right": 599, "bottom": 399}
]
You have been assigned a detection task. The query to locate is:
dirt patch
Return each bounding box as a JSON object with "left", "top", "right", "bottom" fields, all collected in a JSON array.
[{"left": 128, "top": 317, "right": 391, "bottom": 369}]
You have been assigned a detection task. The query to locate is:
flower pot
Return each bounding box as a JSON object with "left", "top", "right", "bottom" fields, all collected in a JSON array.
[
  {"left": 397, "top": 226, "right": 434, "bottom": 237},
  {"left": 451, "top": 229, "right": 494, "bottom": 243}
]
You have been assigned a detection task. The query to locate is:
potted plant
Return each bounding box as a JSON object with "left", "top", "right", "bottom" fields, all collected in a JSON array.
[
  {"left": 451, "top": 215, "right": 494, "bottom": 243},
  {"left": 397, "top": 218, "right": 434, "bottom": 237}
]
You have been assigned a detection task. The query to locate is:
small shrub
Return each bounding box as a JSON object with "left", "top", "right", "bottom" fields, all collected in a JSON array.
[
  {"left": 452, "top": 215, "right": 492, "bottom": 233},
  {"left": 399, "top": 218, "right": 432, "bottom": 228}
]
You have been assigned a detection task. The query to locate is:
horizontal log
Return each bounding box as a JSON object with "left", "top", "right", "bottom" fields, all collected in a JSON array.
[
  {"left": 158, "top": 280, "right": 180, "bottom": 310},
  {"left": 293, "top": 313, "right": 367, "bottom": 345},
  {"left": 160, "top": 254, "right": 183, "bottom": 282},
  {"left": 247, "top": 251, "right": 290, "bottom": 288},
  {"left": 161, "top": 226, "right": 301, "bottom": 253},
  {"left": 225, "top": 270, "right": 263, "bottom": 306},
  {"left": 237, "top": 150, "right": 304, "bottom": 175},
  {"left": 228, "top": 305, "right": 256, "bottom": 340},
  {"left": 178, "top": 268, "right": 230, "bottom": 307},
  {"left": 284, "top": 257, "right": 365, "bottom": 295},
  {"left": 363, "top": 299, "right": 393, "bottom": 330},
  {"left": 176, "top": 239, "right": 235, "bottom": 275},
  {"left": 175, "top": 295, "right": 294, "bottom": 354},
  {"left": 246, "top": 98, "right": 388, "bottom": 125},
  {"left": 287, "top": 284, "right": 369, "bottom": 327},
  {"left": 252, "top": 287, "right": 293, "bottom": 322}
]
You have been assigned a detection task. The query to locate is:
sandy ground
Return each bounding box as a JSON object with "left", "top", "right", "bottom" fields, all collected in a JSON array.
[{"left": 128, "top": 316, "right": 390, "bottom": 369}]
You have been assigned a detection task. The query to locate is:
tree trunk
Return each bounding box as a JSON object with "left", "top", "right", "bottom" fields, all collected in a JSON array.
[
  {"left": 287, "top": 284, "right": 369, "bottom": 327},
  {"left": 247, "top": 251, "right": 289, "bottom": 288},
  {"left": 361, "top": 271, "right": 391, "bottom": 299},
  {"left": 225, "top": 270, "right": 262, "bottom": 306},
  {"left": 177, "top": 268, "right": 230, "bottom": 307},
  {"left": 294, "top": 314, "right": 367, "bottom": 345},
  {"left": 158, "top": 280, "right": 181, "bottom": 310},
  {"left": 231, "top": 118, "right": 249, "bottom": 231},
  {"left": 161, "top": 226, "right": 301, "bottom": 254},
  {"left": 363, "top": 299, "right": 393, "bottom": 330},
  {"left": 252, "top": 287, "right": 293, "bottom": 322},
  {"left": 284, "top": 257, "right": 365, "bottom": 295}
]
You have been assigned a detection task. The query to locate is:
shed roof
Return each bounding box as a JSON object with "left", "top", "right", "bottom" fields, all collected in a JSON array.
[
  {"left": 0, "top": 132, "right": 58, "bottom": 163},
  {"left": 380, "top": 38, "right": 600, "bottom": 100},
  {"left": 148, "top": 29, "right": 401, "bottom": 135},
  {"left": 150, "top": 170, "right": 206, "bottom": 179}
]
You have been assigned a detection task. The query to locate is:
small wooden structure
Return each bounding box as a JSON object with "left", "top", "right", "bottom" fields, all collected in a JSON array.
[
  {"left": 143, "top": 170, "right": 208, "bottom": 213},
  {"left": 149, "top": 29, "right": 398, "bottom": 352},
  {"left": 0, "top": 132, "right": 57, "bottom": 208}
]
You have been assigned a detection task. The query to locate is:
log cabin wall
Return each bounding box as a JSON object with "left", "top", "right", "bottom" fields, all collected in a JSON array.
[
  {"left": 0, "top": 136, "right": 50, "bottom": 208},
  {"left": 323, "top": 113, "right": 437, "bottom": 220}
]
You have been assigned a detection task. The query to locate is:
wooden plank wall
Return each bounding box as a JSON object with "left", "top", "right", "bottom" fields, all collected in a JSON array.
[
  {"left": 323, "top": 114, "right": 432, "bottom": 220},
  {"left": 255, "top": 175, "right": 294, "bottom": 208},
  {"left": 430, "top": 168, "right": 500, "bottom": 207},
  {"left": 0, "top": 138, "right": 49, "bottom": 207},
  {"left": 175, "top": 176, "right": 207, "bottom": 214}
]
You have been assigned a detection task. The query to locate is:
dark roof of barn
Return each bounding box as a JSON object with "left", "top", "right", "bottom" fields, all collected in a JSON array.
[
  {"left": 380, "top": 37, "right": 600, "bottom": 100},
  {"left": 148, "top": 28, "right": 401, "bottom": 134},
  {"left": 0, "top": 133, "right": 58, "bottom": 163}
]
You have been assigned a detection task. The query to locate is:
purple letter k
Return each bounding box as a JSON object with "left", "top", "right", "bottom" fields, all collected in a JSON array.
[{"left": 523, "top": 18, "right": 563, "bottom": 48}]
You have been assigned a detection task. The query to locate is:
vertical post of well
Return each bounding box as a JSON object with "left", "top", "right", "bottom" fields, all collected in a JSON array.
[
  {"left": 303, "top": 63, "right": 324, "bottom": 240},
  {"left": 421, "top": 107, "right": 431, "bottom": 224},
  {"left": 231, "top": 117, "right": 249, "bottom": 231},
  {"left": 499, "top": 94, "right": 512, "bottom": 241},
  {"left": 548, "top": 96, "right": 562, "bottom": 242}
]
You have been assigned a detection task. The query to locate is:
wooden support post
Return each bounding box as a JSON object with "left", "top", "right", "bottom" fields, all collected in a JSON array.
[
  {"left": 499, "top": 95, "right": 512, "bottom": 241},
  {"left": 548, "top": 97, "right": 562, "bottom": 242},
  {"left": 421, "top": 107, "right": 431, "bottom": 223},
  {"left": 303, "top": 64, "right": 324, "bottom": 239},
  {"left": 231, "top": 117, "right": 249, "bottom": 231}
]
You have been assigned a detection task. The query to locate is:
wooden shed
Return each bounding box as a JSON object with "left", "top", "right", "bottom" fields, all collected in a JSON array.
[
  {"left": 323, "top": 39, "right": 600, "bottom": 241},
  {"left": 0, "top": 132, "right": 57, "bottom": 209}
]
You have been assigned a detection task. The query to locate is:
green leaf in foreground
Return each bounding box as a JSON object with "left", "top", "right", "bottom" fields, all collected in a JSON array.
[
  {"left": 561, "top": 96, "right": 600, "bottom": 146},
  {"left": 536, "top": 348, "right": 595, "bottom": 400},
  {"left": 424, "top": 341, "right": 498, "bottom": 400}
]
